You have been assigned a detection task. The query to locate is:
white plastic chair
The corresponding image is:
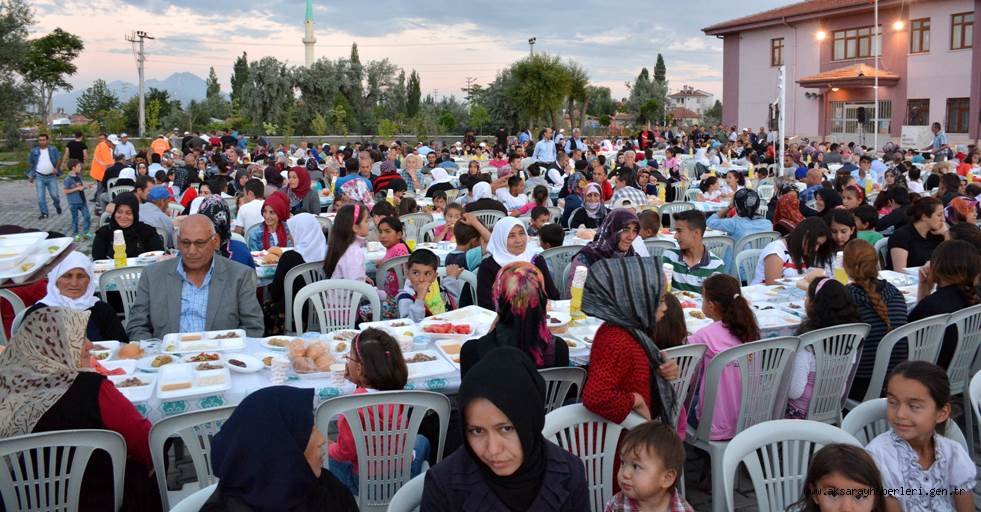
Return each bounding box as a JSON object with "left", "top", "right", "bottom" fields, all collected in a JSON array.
[
  {"left": 732, "top": 230, "right": 780, "bottom": 255},
  {"left": 721, "top": 420, "right": 862, "bottom": 512},
  {"left": 386, "top": 473, "right": 425, "bottom": 512},
  {"left": 470, "top": 209, "right": 506, "bottom": 229},
  {"left": 685, "top": 188, "right": 700, "bottom": 202},
  {"left": 315, "top": 390, "right": 451, "bottom": 512},
  {"left": 375, "top": 255, "right": 410, "bottom": 294},
  {"left": 735, "top": 248, "right": 763, "bottom": 285},
  {"left": 658, "top": 202, "right": 695, "bottom": 228},
  {"left": 874, "top": 237, "right": 890, "bottom": 268},
  {"left": 0, "top": 288, "right": 26, "bottom": 345},
  {"left": 98, "top": 266, "right": 145, "bottom": 324},
  {"left": 662, "top": 344, "right": 707, "bottom": 431},
  {"left": 685, "top": 336, "right": 800, "bottom": 512},
  {"left": 643, "top": 239, "right": 675, "bottom": 266},
  {"left": 797, "top": 323, "right": 870, "bottom": 424},
  {"left": 167, "top": 202, "right": 185, "bottom": 218},
  {"left": 149, "top": 406, "right": 236, "bottom": 510},
  {"left": 539, "top": 367, "right": 587, "bottom": 414},
  {"left": 540, "top": 245, "right": 582, "bottom": 295},
  {"left": 756, "top": 183, "right": 774, "bottom": 202},
  {"left": 283, "top": 260, "right": 326, "bottom": 334},
  {"left": 846, "top": 313, "right": 950, "bottom": 409},
  {"left": 970, "top": 372, "right": 981, "bottom": 455},
  {"left": 842, "top": 398, "right": 970, "bottom": 453},
  {"left": 399, "top": 213, "right": 434, "bottom": 242},
  {"left": 293, "top": 279, "right": 381, "bottom": 334},
  {"left": 419, "top": 221, "right": 441, "bottom": 243},
  {"left": 154, "top": 227, "right": 171, "bottom": 249},
  {"left": 0, "top": 429, "right": 126, "bottom": 512},
  {"left": 169, "top": 483, "right": 217, "bottom": 512},
  {"left": 108, "top": 185, "right": 134, "bottom": 200},
  {"left": 10, "top": 307, "right": 28, "bottom": 337},
  {"left": 702, "top": 235, "right": 734, "bottom": 271},
  {"left": 316, "top": 215, "right": 333, "bottom": 234},
  {"left": 944, "top": 304, "right": 981, "bottom": 458},
  {"left": 543, "top": 405, "right": 646, "bottom": 512}
]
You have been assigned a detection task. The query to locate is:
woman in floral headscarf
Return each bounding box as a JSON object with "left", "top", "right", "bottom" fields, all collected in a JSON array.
[
  {"left": 198, "top": 194, "right": 255, "bottom": 268},
  {"left": 559, "top": 171, "right": 589, "bottom": 227},
  {"left": 567, "top": 183, "right": 609, "bottom": 229},
  {"left": 0, "top": 308, "right": 159, "bottom": 510},
  {"left": 564, "top": 208, "right": 640, "bottom": 296},
  {"left": 772, "top": 189, "right": 806, "bottom": 235}
]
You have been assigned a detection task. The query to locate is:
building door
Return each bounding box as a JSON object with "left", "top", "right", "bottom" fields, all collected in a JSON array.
[{"left": 829, "top": 100, "right": 891, "bottom": 144}]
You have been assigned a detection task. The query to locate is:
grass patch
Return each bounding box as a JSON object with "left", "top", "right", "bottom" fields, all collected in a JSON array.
[{"left": 0, "top": 151, "right": 28, "bottom": 179}]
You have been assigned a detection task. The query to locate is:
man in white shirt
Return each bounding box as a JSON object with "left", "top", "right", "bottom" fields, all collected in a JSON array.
[
  {"left": 532, "top": 127, "right": 557, "bottom": 167},
  {"left": 114, "top": 133, "right": 137, "bottom": 162},
  {"left": 233, "top": 179, "right": 266, "bottom": 235},
  {"left": 27, "top": 133, "right": 62, "bottom": 219},
  {"left": 493, "top": 175, "right": 529, "bottom": 212}
]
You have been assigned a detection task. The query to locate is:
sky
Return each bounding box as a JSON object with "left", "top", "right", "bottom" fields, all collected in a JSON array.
[{"left": 31, "top": 0, "right": 788, "bottom": 103}]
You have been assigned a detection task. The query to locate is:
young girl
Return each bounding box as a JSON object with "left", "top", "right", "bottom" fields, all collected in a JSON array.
[
  {"left": 825, "top": 209, "right": 857, "bottom": 251},
  {"left": 722, "top": 170, "right": 744, "bottom": 198},
  {"left": 866, "top": 361, "right": 976, "bottom": 512},
  {"left": 689, "top": 274, "right": 761, "bottom": 440},
  {"left": 785, "top": 278, "right": 859, "bottom": 419},
  {"left": 788, "top": 444, "right": 887, "bottom": 512},
  {"left": 377, "top": 216, "right": 411, "bottom": 305},
  {"left": 432, "top": 203, "right": 463, "bottom": 243},
  {"left": 516, "top": 185, "right": 550, "bottom": 216},
  {"left": 697, "top": 176, "right": 723, "bottom": 202},
  {"left": 755, "top": 217, "right": 834, "bottom": 285},
  {"left": 397, "top": 196, "right": 417, "bottom": 217},
  {"left": 328, "top": 328, "right": 429, "bottom": 496},
  {"left": 652, "top": 294, "right": 687, "bottom": 350},
  {"left": 247, "top": 191, "right": 292, "bottom": 251},
  {"left": 842, "top": 184, "right": 866, "bottom": 210},
  {"left": 323, "top": 204, "right": 372, "bottom": 283}
]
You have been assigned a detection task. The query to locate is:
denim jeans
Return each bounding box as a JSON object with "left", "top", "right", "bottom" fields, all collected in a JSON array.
[
  {"left": 69, "top": 203, "right": 90, "bottom": 235},
  {"left": 34, "top": 174, "right": 61, "bottom": 215},
  {"left": 328, "top": 434, "right": 431, "bottom": 497}
]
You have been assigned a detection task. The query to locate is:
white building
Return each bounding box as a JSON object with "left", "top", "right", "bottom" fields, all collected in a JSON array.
[{"left": 668, "top": 86, "right": 715, "bottom": 115}]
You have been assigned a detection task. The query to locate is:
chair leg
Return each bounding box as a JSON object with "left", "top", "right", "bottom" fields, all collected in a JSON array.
[
  {"left": 964, "top": 392, "right": 977, "bottom": 460},
  {"left": 711, "top": 446, "right": 727, "bottom": 512}
]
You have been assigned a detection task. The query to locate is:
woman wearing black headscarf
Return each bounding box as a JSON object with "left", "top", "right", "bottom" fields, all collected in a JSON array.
[
  {"left": 198, "top": 195, "right": 255, "bottom": 269},
  {"left": 801, "top": 187, "right": 843, "bottom": 217},
  {"left": 421, "top": 347, "right": 590, "bottom": 512},
  {"left": 91, "top": 192, "right": 164, "bottom": 260},
  {"left": 264, "top": 165, "right": 286, "bottom": 198},
  {"left": 202, "top": 386, "right": 358, "bottom": 512}
]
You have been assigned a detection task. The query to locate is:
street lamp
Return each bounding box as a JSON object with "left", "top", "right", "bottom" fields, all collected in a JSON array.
[
  {"left": 816, "top": 30, "right": 827, "bottom": 40},
  {"left": 528, "top": 37, "right": 536, "bottom": 56}
]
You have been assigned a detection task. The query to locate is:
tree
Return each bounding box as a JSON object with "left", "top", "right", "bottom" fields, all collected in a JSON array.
[
  {"left": 0, "top": 0, "right": 34, "bottom": 143},
  {"left": 468, "top": 104, "right": 491, "bottom": 134},
  {"left": 564, "top": 61, "right": 589, "bottom": 130},
  {"left": 230, "top": 52, "right": 249, "bottom": 105},
  {"left": 240, "top": 57, "right": 293, "bottom": 134},
  {"left": 704, "top": 100, "right": 723, "bottom": 125},
  {"left": 654, "top": 54, "right": 666, "bottom": 84},
  {"left": 473, "top": 69, "right": 519, "bottom": 132},
  {"left": 506, "top": 54, "right": 572, "bottom": 128},
  {"left": 406, "top": 70, "right": 421, "bottom": 117},
  {"left": 586, "top": 86, "right": 615, "bottom": 119},
  {"left": 21, "top": 27, "right": 83, "bottom": 129},
  {"left": 206, "top": 66, "right": 220, "bottom": 98},
  {"left": 637, "top": 99, "right": 661, "bottom": 125},
  {"left": 76, "top": 79, "right": 119, "bottom": 129},
  {"left": 310, "top": 112, "right": 328, "bottom": 135}
]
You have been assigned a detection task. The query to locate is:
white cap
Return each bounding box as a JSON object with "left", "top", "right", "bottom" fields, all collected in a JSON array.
[
  {"left": 107, "top": 134, "right": 120, "bottom": 145},
  {"left": 119, "top": 132, "right": 128, "bottom": 138}
]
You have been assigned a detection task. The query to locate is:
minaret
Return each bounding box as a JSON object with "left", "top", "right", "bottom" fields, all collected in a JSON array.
[{"left": 303, "top": 0, "right": 316, "bottom": 66}]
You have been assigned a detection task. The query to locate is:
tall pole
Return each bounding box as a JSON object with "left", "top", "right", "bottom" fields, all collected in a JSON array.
[
  {"left": 528, "top": 37, "right": 536, "bottom": 56},
  {"left": 126, "top": 31, "right": 154, "bottom": 138},
  {"left": 778, "top": 65, "right": 787, "bottom": 177},
  {"left": 874, "top": 0, "right": 879, "bottom": 153}
]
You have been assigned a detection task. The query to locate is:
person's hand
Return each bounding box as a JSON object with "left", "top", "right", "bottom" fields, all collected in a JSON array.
[
  {"left": 28, "top": 178, "right": 33, "bottom": 184},
  {"left": 460, "top": 212, "right": 477, "bottom": 226},
  {"left": 918, "top": 262, "right": 932, "bottom": 287},
  {"left": 657, "top": 353, "right": 680, "bottom": 380},
  {"left": 106, "top": 203, "right": 116, "bottom": 215},
  {"left": 631, "top": 392, "right": 652, "bottom": 420},
  {"left": 930, "top": 223, "right": 948, "bottom": 237},
  {"left": 413, "top": 279, "right": 430, "bottom": 300},
  {"left": 364, "top": 276, "right": 375, "bottom": 286},
  {"left": 445, "top": 264, "right": 463, "bottom": 278}
]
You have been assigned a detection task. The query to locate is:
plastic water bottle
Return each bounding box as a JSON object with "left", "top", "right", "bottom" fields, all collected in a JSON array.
[
  {"left": 569, "top": 266, "right": 588, "bottom": 321},
  {"left": 834, "top": 251, "right": 848, "bottom": 285},
  {"left": 386, "top": 188, "right": 395, "bottom": 206},
  {"left": 112, "top": 230, "right": 127, "bottom": 269}
]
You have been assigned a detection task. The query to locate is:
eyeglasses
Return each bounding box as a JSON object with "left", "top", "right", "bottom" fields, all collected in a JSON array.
[{"left": 177, "top": 235, "right": 215, "bottom": 250}]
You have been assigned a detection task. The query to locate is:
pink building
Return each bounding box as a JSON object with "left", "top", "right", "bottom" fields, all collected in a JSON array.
[{"left": 704, "top": 0, "right": 979, "bottom": 145}]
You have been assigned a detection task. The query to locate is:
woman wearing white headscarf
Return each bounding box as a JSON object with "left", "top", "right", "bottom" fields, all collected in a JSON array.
[
  {"left": 264, "top": 213, "right": 328, "bottom": 334},
  {"left": 475, "top": 217, "right": 558, "bottom": 309},
  {"left": 464, "top": 180, "right": 508, "bottom": 214},
  {"left": 24, "top": 251, "right": 128, "bottom": 342},
  {"left": 425, "top": 167, "right": 455, "bottom": 198}
]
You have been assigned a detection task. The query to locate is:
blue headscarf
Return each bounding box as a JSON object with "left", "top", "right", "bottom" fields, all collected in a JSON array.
[{"left": 210, "top": 386, "right": 317, "bottom": 509}]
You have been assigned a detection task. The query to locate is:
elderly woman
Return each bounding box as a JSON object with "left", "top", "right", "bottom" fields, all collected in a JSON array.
[
  {"left": 422, "top": 347, "right": 590, "bottom": 511},
  {"left": 24, "top": 252, "right": 128, "bottom": 342},
  {"left": 564, "top": 209, "right": 639, "bottom": 296},
  {"left": 0, "top": 308, "right": 158, "bottom": 510},
  {"left": 402, "top": 153, "right": 425, "bottom": 192},
  {"left": 426, "top": 168, "right": 455, "bottom": 198},
  {"left": 476, "top": 217, "right": 559, "bottom": 310},
  {"left": 462, "top": 262, "right": 569, "bottom": 377},
  {"left": 198, "top": 195, "right": 254, "bottom": 268},
  {"left": 464, "top": 181, "right": 508, "bottom": 214},
  {"left": 567, "top": 183, "right": 609, "bottom": 230},
  {"left": 203, "top": 386, "right": 358, "bottom": 511},
  {"left": 91, "top": 192, "right": 165, "bottom": 260}
]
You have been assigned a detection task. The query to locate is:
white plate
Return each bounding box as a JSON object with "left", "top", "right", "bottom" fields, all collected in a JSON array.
[
  {"left": 180, "top": 352, "right": 225, "bottom": 364},
  {"left": 403, "top": 350, "right": 457, "bottom": 379},
  {"left": 418, "top": 320, "right": 479, "bottom": 341},
  {"left": 324, "top": 330, "right": 358, "bottom": 354},
  {"left": 683, "top": 308, "right": 713, "bottom": 334},
  {"left": 427, "top": 305, "right": 498, "bottom": 326},
  {"left": 562, "top": 337, "right": 589, "bottom": 353},
  {"left": 90, "top": 340, "right": 120, "bottom": 352},
  {"left": 136, "top": 251, "right": 165, "bottom": 264},
  {"left": 136, "top": 354, "right": 177, "bottom": 372},
  {"left": 259, "top": 335, "right": 301, "bottom": 351},
  {"left": 546, "top": 311, "right": 571, "bottom": 330},
  {"left": 225, "top": 353, "right": 263, "bottom": 374},
  {"left": 161, "top": 329, "right": 247, "bottom": 353},
  {"left": 565, "top": 323, "right": 600, "bottom": 345},
  {"left": 100, "top": 359, "right": 136, "bottom": 375},
  {"left": 0, "top": 237, "right": 73, "bottom": 283},
  {"left": 90, "top": 346, "right": 117, "bottom": 362},
  {"left": 255, "top": 351, "right": 289, "bottom": 369},
  {"left": 360, "top": 319, "right": 419, "bottom": 335},
  {"left": 433, "top": 340, "right": 464, "bottom": 367},
  {"left": 156, "top": 363, "right": 232, "bottom": 400},
  {"left": 109, "top": 374, "right": 157, "bottom": 402}
]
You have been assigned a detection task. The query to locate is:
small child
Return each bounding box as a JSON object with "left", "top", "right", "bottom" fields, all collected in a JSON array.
[
  {"left": 638, "top": 209, "right": 661, "bottom": 239},
  {"left": 538, "top": 223, "right": 564, "bottom": 250},
  {"left": 371, "top": 201, "right": 397, "bottom": 228},
  {"left": 527, "top": 206, "right": 550, "bottom": 237},
  {"left": 377, "top": 216, "right": 411, "bottom": 305},
  {"left": 852, "top": 204, "right": 883, "bottom": 246},
  {"left": 866, "top": 361, "right": 976, "bottom": 512},
  {"left": 63, "top": 159, "right": 91, "bottom": 240},
  {"left": 396, "top": 249, "right": 457, "bottom": 322},
  {"left": 788, "top": 444, "right": 887, "bottom": 512},
  {"left": 697, "top": 176, "right": 722, "bottom": 202},
  {"left": 397, "top": 196, "right": 417, "bottom": 216},
  {"left": 604, "top": 421, "right": 693, "bottom": 512},
  {"left": 433, "top": 203, "right": 463, "bottom": 243},
  {"left": 445, "top": 213, "right": 491, "bottom": 273},
  {"left": 430, "top": 190, "right": 447, "bottom": 215}
]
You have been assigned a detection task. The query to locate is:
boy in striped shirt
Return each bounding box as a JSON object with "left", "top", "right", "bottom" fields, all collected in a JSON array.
[{"left": 662, "top": 209, "right": 725, "bottom": 293}]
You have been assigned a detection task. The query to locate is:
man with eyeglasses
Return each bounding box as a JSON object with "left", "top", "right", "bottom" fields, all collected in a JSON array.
[{"left": 126, "top": 214, "right": 263, "bottom": 340}]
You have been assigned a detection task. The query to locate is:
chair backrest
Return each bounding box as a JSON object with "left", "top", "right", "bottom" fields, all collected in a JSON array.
[
  {"left": 945, "top": 304, "right": 981, "bottom": 395},
  {"left": 694, "top": 337, "right": 800, "bottom": 443},
  {"left": 842, "top": 398, "right": 970, "bottom": 452},
  {"left": 105, "top": 177, "right": 119, "bottom": 189},
  {"left": 539, "top": 367, "right": 588, "bottom": 413},
  {"left": 283, "top": 260, "right": 326, "bottom": 334},
  {"left": 0, "top": 289, "right": 26, "bottom": 345},
  {"left": 643, "top": 239, "right": 676, "bottom": 266},
  {"left": 223, "top": 196, "right": 237, "bottom": 217},
  {"left": 375, "top": 255, "right": 410, "bottom": 294},
  {"left": 399, "top": 213, "right": 434, "bottom": 241},
  {"left": 756, "top": 203, "right": 768, "bottom": 219},
  {"left": 167, "top": 202, "right": 185, "bottom": 218},
  {"left": 874, "top": 237, "right": 890, "bottom": 268},
  {"left": 471, "top": 209, "right": 506, "bottom": 230},
  {"left": 0, "top": 429, "right": 126, "bottom": 512},
  {"left": 733, "top": 231, "right": 780, "bottom": 254},
  {"left": 685, "top": 188, "right": 700, "bottom": 202},
  {"left": 10, "top": 308, "right": 28, "bottom": 337},
  {"left": 547, "top": 206, "right": 563, "bottom": 224},
  {"left": 170, "top": 483, "right": 218, "bottom": 512},
  {"left": 109, "top": 185, "right": 134, "bottom": 199},
  {"left": 659, "top": 202, "right": 695, "bottom": 228},
  {"left": 735, "top": 248, "right": 763, "bottom": 285},
  {"left": 543, "top": 405, "right": 646, "bottom": 512},
  {"left": 154, "top": 227, "right": 171, "bottom": 249},
  {"left": 419, "top": 221, "right": 441, "bottom": 243},
  {"left": 149, "top": 407, "right": 236, "bottom": 510},
  {"left": 721, "top": 420, "right": 862, "bottom": 512},
  {"left": 386, "top": 473, "right": 425, "bottom": 512},
  {"left": 316, "top": 215, "right": 333, "bottom": 234},
  {"left": 316, "top": 391, "right": 451, "bottom": 512},
  {"left": 539, "top": 245, "right": 582, "bottom": 293},
  {"left": 757, "top": 183, "right": 774, "bottom": 202},
  {"left": 98, "top": 266, "right": 145, "bottom": 323},
  {"left": 971, "top": 372, "right": 981, "bottom": 438},
  {"left": 293, "top": 279, "right": 381, "bottom": 333},
  {"left": 662, "top": 344, "right": 707, "bottom": 430},
  {"left": 798, "top": 323, "right": 870, "bottom": 424},
  {"left": 702, "top": 235, "right": 735, "bottom": 270},
  {"left": 858, "top": 313, "right": 950, "bottom": 404}
]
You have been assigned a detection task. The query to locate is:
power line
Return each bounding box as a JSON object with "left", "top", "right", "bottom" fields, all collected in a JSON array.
[{"left": 157, "top": 37, "right": 506, "bottom": 48}]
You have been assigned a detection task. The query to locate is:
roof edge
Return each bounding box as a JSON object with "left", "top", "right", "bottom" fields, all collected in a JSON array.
[{"left": 703, "top": 0, "right": 904, "bottom": 36}]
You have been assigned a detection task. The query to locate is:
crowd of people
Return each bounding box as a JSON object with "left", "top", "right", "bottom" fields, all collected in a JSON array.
[{"left": 5, "top": 121, "right": 981, "bottom": 511}]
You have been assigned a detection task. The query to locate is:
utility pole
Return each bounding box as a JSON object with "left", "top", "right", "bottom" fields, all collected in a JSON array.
[
  {"left": 463, "top": 76, "right": 477, "bottom": 104},
  {"left": 125, "top": 30, "right": 154, "bottom": 138},
  {"left": 528, "top": 37, "right": 536, "bottom": 56}
]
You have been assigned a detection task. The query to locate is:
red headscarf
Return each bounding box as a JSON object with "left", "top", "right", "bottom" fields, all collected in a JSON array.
[
  {"left": 262, "top": 191, "right": 291, "bottom": 249},
  {"left": 287, "top": 166, "right": 312, "bottom": 206},
  {"left": 773, "top": 193, "right": 805, "bottom": 233}
]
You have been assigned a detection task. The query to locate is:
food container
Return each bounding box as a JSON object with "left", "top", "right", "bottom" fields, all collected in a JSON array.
[
  {"left": 161, "top": 329, "right": 247, "bottom": 353},
  {"left": 109, "top": 374, "right": 157, "bottom": 402},
  {"left": 156, "top": 363, "right": 231, "bottom": 400}
]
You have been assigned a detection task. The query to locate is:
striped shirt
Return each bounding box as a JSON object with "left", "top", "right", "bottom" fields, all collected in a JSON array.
[
  {"left": 663, "top": 247, "right": 725, "bottom": 293},
  {"left": 176, "top": 257, "right": 214, "bottom": 333},
  {"left": 611, "top": 185, "right": 648, "bottom": 208}
]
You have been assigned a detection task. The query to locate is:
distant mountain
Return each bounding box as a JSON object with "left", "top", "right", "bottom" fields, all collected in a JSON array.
[{"left": 53, "top": 72, "right": 209, "bottom": 113}]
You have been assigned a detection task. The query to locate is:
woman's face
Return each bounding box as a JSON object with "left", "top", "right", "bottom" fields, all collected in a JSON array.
[
  {"left": 884, "top": 172, "right": 896, "bottom": 185},
  {"left": 814, "top": 195, "right": 826, "bottom": 212},
  {"left": 618, "top": 224, "right": 639, "bottom": 252},
  {"left": 965, "top": 208, "right": 978, "bottom": 224},
  {"left": 57, "top": 268, "right": 91, "bottom": 299},
  {"left": 262, "top": 205, "right": 279, "bottom": 227},
  {"left": 444, "top": 208, "right": 461, "bottom": 228},
  {"left": 726, "top": 173, "right": 738, "bottom": 188},
  {"left": 923, "top": 205, "right": 945, "bottom": 231},
  {"left": 199, "top": 185, "right": 211, "bottom": 197},
  {"left": 377, "top": 222, "right": 401, "bottom": 248},
  {"left": 469, "top": 162, "right": 480, "bottom": 174},
  {"left": 137, "top": 164, "right": 147, "bottom": 176},
  {"left": 829, "top": 221, "right": 854, "bottom": 249},
  {"left": 842, "top": 190, "right": 861, "bottom": 210},
  {"left": 637, "top": 173, "right": 649, "bottom": 186},
  {"left": 585, "top": 191, "right": 601, "bottom": 204},
  {"left": 288, "top": 171, "right": 299, "bottom": 189},
  {"left": 114, "top": 204, "right": 134, "bottom": 229},
  {"left": 464, "top": 398, "right": 523, "bottom": 477},
  {"left": 506, "top": 225, "right": 527, "bottom": 256},
  {"left": 304, "top": 427, "right": 326, "bottom": 477}
]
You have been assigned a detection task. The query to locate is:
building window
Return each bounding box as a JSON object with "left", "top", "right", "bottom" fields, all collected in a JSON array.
[
  {"left": 906, "top": 99, "right": 930, "bottom": 125},
  {"left": 946, "top": 98, "right": 970, "bottom": 133},
  {"left": 771, "top": 38, "right": 784, "bottom": 66},
  {"left": 832, "top": 26, "right": 881, "bottom": 60},
  {"left": 910, "top": 18, "right": 930, "bottom": 53},
  {"left": 830, "top": 101, "right": 891, "bottom": 134},
  {"left": 951, "top": 13, "right": 973, "bottom": 49}
]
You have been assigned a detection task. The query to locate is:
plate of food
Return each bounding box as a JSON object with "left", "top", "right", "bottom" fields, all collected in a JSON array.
[
  {"left": 434, "top": 340, "right": 464, "bottom": 367},
  {"left": 260, "top": 336, "right": 301, "bottom": 351},
  {"left": 426, "top": 306, "right": 497, "bottom": 327},
  {"left": 115, "top": 343, "right": 145, "bottom": 360},
  {"left": 109, "top": 374, "right": 157, "bottom": 403},
  {"left": 565, "top": 323, "right": 600, "bottom": 346},
  {"left": 225, "top": 353, "right": 263, "bottom": 374},
  {"left": 287, "top": 338, "right": 336, "bottom": 379},
  {"left": 683, "top": 308, "right": 713, "bottom": 334},
  {"left": 546, "top": 311, "right": 571, "bottom": 334},
  {"left": 156, "top": 363, "right": 231, "bottom": 400},
  {"left": 563, "top": 338, "right": 589, "bottom": 353},
  {"left": 137, "top": 354, "right": 176, "bottom": 372},
  {"left": 402, "top": 350, "right": 456, "bottom": 379},
  {"left": 89, "top": 340, "right": 120, "bottom": 361},
  {"left": 99, "top": 359, "right": 136, "bottom": 375},
  {"left": 136, "top": 250, "right": 166, "bottom": 264},
  {"left": 181, "top": 352, "right": 223, "bottom": 364},
  {"left": 325, "top": 330, "right": 358, "bottom": 355},
  {"left": 161, "top": 330, "right": 247, "bottom": 353},
  {"left": 419, "top": 321, "right": 478, "bottom": 341},
  {"left": 256, "top": 351, "right": 288, "bottom": 369}
]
